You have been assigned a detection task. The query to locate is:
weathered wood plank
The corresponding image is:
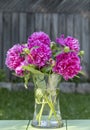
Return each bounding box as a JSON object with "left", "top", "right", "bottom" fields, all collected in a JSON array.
[
  {"left": 0, "top": 0, "right": 89, "bottom": 14},
  {"left": 51, "top": 13, "right": 58, "bottom": 41},
  {"left": 88, "top": 19, "right": 90, "bottom": 72},
  {"left": 81, "top": 17, "right": 90, "bottom": 73},
  {"left": 66, "top": 14, "right": 74, "bottom": 36},
  {"left": 27, "top": 13, "right": 35, "bottom": 38},
  {"left": 12, "top": 13, "right": 19, "bottom": 44},
  {"left": 35, "top": 13, "right": 43, "bottom": 31},
  {"left": 19, "top": 13, "right": 27, "bottom": 43},
  {"left": 58, "top": 14, "right": 66, "bottom": 36},
  {"left": 0, "top": 13, "right": 3, "bottom": 68},
  {"left": 43, "top": 13, "right": 51, "bottom": 35},
  {"left": 3, "top": 13, "right": 12, "bottom": 79},
  {"left": 74, "top": 14, "right": 82, "bottom": 47}
]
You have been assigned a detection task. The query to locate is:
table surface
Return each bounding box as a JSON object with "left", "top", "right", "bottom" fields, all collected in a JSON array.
[{"left": 0, "top": 120, "right": 90, "bottom": 130}]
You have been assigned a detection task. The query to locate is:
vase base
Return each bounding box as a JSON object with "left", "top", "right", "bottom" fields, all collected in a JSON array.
[{"left": 31, "top": 120, "right": 63, "bottom": 128}]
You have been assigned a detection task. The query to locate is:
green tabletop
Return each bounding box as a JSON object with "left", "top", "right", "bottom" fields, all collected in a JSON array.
[{"left": 0, "top": 120, "right": 90, "bottom": 130}]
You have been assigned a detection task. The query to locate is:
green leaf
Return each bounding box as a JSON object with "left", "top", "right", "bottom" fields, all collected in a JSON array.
[
  {"left": 41, "top": 66, "right": 52, "bottom": 74},
  {"left": 23, "top": 65, "right": 43, "bottom": 75},
  {"left": 24, "top": 73, "right": 30, "bottom": 89},
  {"left": 51, "top": 43, "right": 58, "bottom": 50},
  {"left": 79, "top": 71, "right": 86, "bottom": 76},
  {"left": 74, "top": 75, "right": 80, "bottom": 79},
  {"left": 12, "top": 72, "right": 24, "bottom": 78},
  {"left": 53, "top": 51, "right": 61, "bottom": 57}
]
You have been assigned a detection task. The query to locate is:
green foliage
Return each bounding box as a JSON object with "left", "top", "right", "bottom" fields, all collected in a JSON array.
[
  {"left": 60, "top": 93, "right": 90, "bottom": 119},
  {"left": 0, "top": 88, "right": 34, "bottom": 119},
  {"left": 0, "top": 88, "right": 90, "bottom": 119},
  {"left": 0, "top": 69, "right": 6, "bottom": 81},
  {"left": 50, "top": 42, "right": 61, "bottom": 58},
  {"left": 41, "top": 66, "right": 52, "bottom": 74},
  {"left": 23, "top": 65, "right": 43, "bottom": 75},
  {"left": 24, "top": 74, "right": 31, "bottom": 89},
  {"left": 11, "top": 76, "right": 24, "bottom": 83}
]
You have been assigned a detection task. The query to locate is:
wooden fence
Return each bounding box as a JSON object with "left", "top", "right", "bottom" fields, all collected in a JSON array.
[{"left": 0, "top": 12, "right": 90, "bottom": 80}]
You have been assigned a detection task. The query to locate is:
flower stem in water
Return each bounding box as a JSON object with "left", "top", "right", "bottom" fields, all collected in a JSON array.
[{"left": 36, "top": 99, "right": 45, "bottom": 126}]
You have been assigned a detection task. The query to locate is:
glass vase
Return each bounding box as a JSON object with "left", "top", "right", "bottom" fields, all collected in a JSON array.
[{"left": 31, "top": 73, "right": 63, "bottom": 128}]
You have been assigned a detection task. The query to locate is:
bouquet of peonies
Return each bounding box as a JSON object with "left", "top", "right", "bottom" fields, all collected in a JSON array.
[
  {"left": 5, "top": 32, "right": 84, "bottom": 84},
  {"left": 5, "top": 32, "right": 84, "bottom": 128}
]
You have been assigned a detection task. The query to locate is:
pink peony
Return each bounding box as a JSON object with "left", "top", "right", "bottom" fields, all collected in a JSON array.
[
  {"left": 56, "top": 34, "right": 65, "bottom": 46},
  {"left": 5, "top": 44, "right": 25, "bottom": 70},
  {"left": 15, "top": 60, "right": 28, "bottom": 76},
  {"left": 56, "top": 34, "right": 80, "bottom": 53},
  {"left": 27, "top": 40, "right": 52, "bottom": 67},
  {"left": 53, "top": 52, "right": 82, "bottom": 80},
  {"left": 28, "top": 31, "right": 51, "bottom": 48},
  {"left": 15, "top": 65, "right": 24, "bottom": 76}
]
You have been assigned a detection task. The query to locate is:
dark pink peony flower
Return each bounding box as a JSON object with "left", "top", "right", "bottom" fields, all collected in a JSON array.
[
  {"left": 56, "top": 34, "right": 80, "bottom": 53},
  {"left": 53, "top": 52, "right": 82, "bottom": 80},
  {"left": 56, "top": 34, "right": 65, "bottom": 46},
  {"left": 28, "top": 31, "right": 51, "bottom": 48},
  {"left": 5, "top": 44, "right": 25, "bottom": 70},
  {"left": 27, "top": 40, "right": 52, "bottom": 67}
]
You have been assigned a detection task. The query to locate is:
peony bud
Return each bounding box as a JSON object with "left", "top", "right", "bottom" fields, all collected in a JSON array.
[
  {"left": 78, "top": 50, "right": 85, "bottom": 56},
  {"left": 49, "top": 58, "right": 56, "bottom": 67},
  {"left": 23, "top": 48, "right": 30, "bottom": 54},
  {"left": 64, "top": 46, "right": 70, "bottom": 52}
]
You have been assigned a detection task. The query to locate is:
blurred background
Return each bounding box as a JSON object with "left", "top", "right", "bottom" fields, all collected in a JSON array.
[{"left": 0, "top": 0, "right": 90, "bottom": 81}]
